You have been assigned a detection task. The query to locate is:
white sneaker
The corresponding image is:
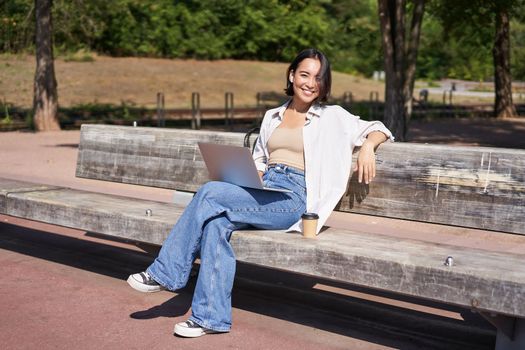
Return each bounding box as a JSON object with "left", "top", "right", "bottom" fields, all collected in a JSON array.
[
  {"left": 174, "top": 320, "right": 223, "bottom": 338},
  {"left": 127, "top": 271, "right": 165, "bottom": 293}
]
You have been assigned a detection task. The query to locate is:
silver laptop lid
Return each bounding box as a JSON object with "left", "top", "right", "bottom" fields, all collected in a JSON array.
[{"left": 197, "top": 142, "right": 291, "bottom": 193}]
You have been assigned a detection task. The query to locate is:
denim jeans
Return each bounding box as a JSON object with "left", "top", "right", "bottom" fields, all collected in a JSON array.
[{"left": 146, "top": 164, "right": 306, "bottom": 332}]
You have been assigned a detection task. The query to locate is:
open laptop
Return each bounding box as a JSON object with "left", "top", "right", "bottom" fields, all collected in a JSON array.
[{"left": 198, "top": 142, "right": 292, "bottom": 193}]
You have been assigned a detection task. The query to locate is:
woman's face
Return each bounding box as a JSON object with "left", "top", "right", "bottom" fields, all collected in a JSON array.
[{"left": 289, "top": 58, "right": 321, "bottom": 107}]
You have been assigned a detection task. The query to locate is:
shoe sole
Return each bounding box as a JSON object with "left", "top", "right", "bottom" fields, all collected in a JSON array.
[
  {"left": 126, "top": 275, "right": 165, "bottom": 293},
  {"left": 173, "top": 323, "right": 222, "bottom": 338}
]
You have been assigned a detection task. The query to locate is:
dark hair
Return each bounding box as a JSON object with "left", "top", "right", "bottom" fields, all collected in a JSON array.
[{"left": 285, "top": 48, "right": 332, "bottom": 103}]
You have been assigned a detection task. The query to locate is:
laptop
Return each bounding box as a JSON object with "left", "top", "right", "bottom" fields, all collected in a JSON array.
[{"left": 198, "top": 142, "right": 292, "bottom": 193}]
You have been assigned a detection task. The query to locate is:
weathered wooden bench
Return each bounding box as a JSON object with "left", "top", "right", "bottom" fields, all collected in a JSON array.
[{"left": 1, "top": 124, "right": 524, "bottom": 349}]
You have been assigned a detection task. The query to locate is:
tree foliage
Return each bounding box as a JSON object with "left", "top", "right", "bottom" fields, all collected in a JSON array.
[
  {"left": 1, "top": 0, "right": 525, "bottom": 81},
  {"left": 427, "top": 0, "right": 522, "bottom": 118},
  {"left": 425, "top": 0, "right": 525, "bottom": 82},
  {"left": 0, "top": 0, "right": 380, "bottom": 73}
]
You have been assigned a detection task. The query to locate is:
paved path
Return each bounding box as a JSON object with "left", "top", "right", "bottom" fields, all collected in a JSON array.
[
  {"left": 1, "top": 215, "right": 385, "bottom": 350},
  {"left": 2, "top": 127, "right": 524, "bottom": 349},
  {"left": 423, "top": 87, "right": 525, "bottom": 99}
]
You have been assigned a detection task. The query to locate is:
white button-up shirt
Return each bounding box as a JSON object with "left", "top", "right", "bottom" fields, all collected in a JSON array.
[{"left": 253, "top": 101, "right": 394, "bottom": 234}]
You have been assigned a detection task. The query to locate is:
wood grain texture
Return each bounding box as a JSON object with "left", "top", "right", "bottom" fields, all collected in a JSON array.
[
  {"left": 231, "top": 229, "right": 525, "bottom": 318},
  {"left": 77, "top": 125, "right": 525, "bottom": 235},
  {"left": 0, "top": 177, "right": 59, "bottom": 214},
  {"left": 76, "top": 124, "right": 243, "bottom": 192},
  {"left": 6, "top": 188, "right": 182, "bottom": 245},
  {"left": 338, "top": 142, "right": 525, "bottom": 234}
]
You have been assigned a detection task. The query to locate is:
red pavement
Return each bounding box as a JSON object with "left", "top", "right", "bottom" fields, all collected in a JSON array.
[
  {"left": 1, "top": 215, "right": 369, "bottom": 350},
  {"left": 2, "top": 129, "right": 521, "bottom": 349}
]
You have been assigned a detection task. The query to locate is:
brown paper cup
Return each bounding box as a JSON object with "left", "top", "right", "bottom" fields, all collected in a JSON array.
[{"left": 301, "top": 212, "right": 319, "bottom": 238}]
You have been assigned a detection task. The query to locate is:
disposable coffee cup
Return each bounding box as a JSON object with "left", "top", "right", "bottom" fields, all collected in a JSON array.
[{"left": 301, "top": 212, "right": 319, "bottom": 238}]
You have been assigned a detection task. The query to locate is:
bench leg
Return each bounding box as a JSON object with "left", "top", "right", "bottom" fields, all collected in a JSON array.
[{"left": 494, "top": 317, "right": 525, "bottom": 350}]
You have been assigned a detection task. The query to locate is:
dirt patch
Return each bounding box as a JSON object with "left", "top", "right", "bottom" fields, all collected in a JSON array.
[{"left": 0, "top": 54, "right": 384, "bottom": 109}]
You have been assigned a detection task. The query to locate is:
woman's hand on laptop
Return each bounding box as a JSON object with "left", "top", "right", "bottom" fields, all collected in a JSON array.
[{"left": 258, "top": 171, "right": 264, "bottom": 180}]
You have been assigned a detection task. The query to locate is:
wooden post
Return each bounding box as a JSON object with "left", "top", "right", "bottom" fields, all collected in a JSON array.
[
  {"left": 256, "top": 92, "right": 264, "bottom": 121},
  {"left": 343, "top": 91, "right": 353, "bottom": 106},
  {"left": 225, "top": 92, "right": 234, "bottom": 131},
  {"left": 191, "top": 92, "right": 201, "bottom": 130},
  {"left": 442, "top": 90, "right": 453, "bottom": 105},
  {"left": 156, "top": 92, "right": 165, "bottom": 128}
]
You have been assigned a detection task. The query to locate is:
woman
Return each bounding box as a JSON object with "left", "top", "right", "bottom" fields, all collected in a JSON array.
[{"left": 127, "top": 48, "right": 393, "bottom": 338}]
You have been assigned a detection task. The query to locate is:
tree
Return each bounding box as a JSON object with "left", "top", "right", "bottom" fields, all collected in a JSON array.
[
  {"left": 493, "top": 2, "right": 517, "bottom": 119},
  {"left": 326, "top": 0, "right": 383, "bottom": 76},
  {"left": 429, "top": 0, "right": 522, "bottom": 119},
  {"left": 33, "top": 0, "right": 60, "bottom": 131},
  {"left": 378, "top": 0, "right": 426, "bottom": 141}
]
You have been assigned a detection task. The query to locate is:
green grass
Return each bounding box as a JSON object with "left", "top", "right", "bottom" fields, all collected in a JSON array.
[{"left": 62, "top": 49, "right": 96, "bottom": 63}]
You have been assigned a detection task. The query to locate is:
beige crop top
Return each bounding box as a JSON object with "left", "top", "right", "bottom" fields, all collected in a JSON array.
[{"left": 267, "top": 127, "right": 305, "bottom": 171}]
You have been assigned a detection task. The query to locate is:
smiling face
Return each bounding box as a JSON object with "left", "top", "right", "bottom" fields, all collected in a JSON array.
[{"left": 289, "top": 58, "right": 321, "bottom": 109}]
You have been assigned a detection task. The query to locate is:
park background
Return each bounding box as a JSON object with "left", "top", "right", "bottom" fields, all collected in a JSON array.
[
  {"left": 1, "top": 2, "right": 525, "bottom": 349},
  {"left": 3, "top": 0, "right": 525, "bottom": 80},
  {"left": 1, "top": 0, "right": 524, "bottom": 141}
]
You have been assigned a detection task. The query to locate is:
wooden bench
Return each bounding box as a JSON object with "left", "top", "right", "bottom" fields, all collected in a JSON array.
[{"left": 1, "top": 124, "right": 524, "bottom": 349}]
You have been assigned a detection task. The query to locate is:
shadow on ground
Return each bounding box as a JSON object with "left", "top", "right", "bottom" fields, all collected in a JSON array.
[
  {"left": 407, "top": 118, "right": 525, "bottom": 149},
  {"left": 0, "top": 220, "right": 496, "bottom": 350}
]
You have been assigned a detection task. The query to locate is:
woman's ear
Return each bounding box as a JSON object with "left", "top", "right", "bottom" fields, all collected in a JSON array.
[{"left": 289, "top": 71, "right": 294, "bottom": 83}]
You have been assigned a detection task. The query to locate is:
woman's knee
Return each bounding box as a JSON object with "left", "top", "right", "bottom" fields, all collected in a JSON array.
[
  {"left": 194, "top": 181, "right": 233, "bottom": 205},
  {"left": 197, "top": 181, "right": 229, "bottom": 197}
]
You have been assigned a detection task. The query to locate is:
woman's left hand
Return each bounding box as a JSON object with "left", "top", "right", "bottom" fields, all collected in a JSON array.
[
  {"left": 354, "top": 142, "right": 376, "bottom": 184},
  {"left": 354, "top": 131, "right": 388, "bottom": 184}
]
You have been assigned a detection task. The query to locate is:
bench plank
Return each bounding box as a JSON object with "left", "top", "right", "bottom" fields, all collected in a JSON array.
[
  {"left": 0, "top": 178, "right": 60, "bottom": 214},
  {"left": 4, "top": 182, "right": 524, "bottom": 318},
  {"left": 231, "top": 229, "right": 525, "bottom": 318},
  {"left": 340, "top": 143, "right": 525, "bottom": 235},
  {"left": 76, "top": 125, "right": 242, "bottom": 192},
  {"left": 6, "top": 188, "right": 182, "bottom": 244}
]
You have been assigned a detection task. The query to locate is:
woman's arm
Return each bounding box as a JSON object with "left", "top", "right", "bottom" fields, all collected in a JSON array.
[{"left": 354, "top": 131, "right": 388, "bottom": 184}]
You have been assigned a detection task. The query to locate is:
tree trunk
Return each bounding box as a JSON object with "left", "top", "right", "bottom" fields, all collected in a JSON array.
[
  {"left": 403, "top": 0, "right": 425, "bottom": 130},
  {"left": 493, "top": 5, "right": 516, "bottom": 119},
  {"left": 379, "top": 0, "right": 405, "bottom": 140},
  {"left": 33, "top": 0, "right": 60, "bottom": 131},
  {"left": 378, "top": 0, "right": 425, "bottom": 141}
]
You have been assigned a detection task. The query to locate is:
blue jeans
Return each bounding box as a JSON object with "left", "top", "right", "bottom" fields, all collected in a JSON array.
[{"left": 146, "top": 164, "right": 306, "bottom": 332}]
